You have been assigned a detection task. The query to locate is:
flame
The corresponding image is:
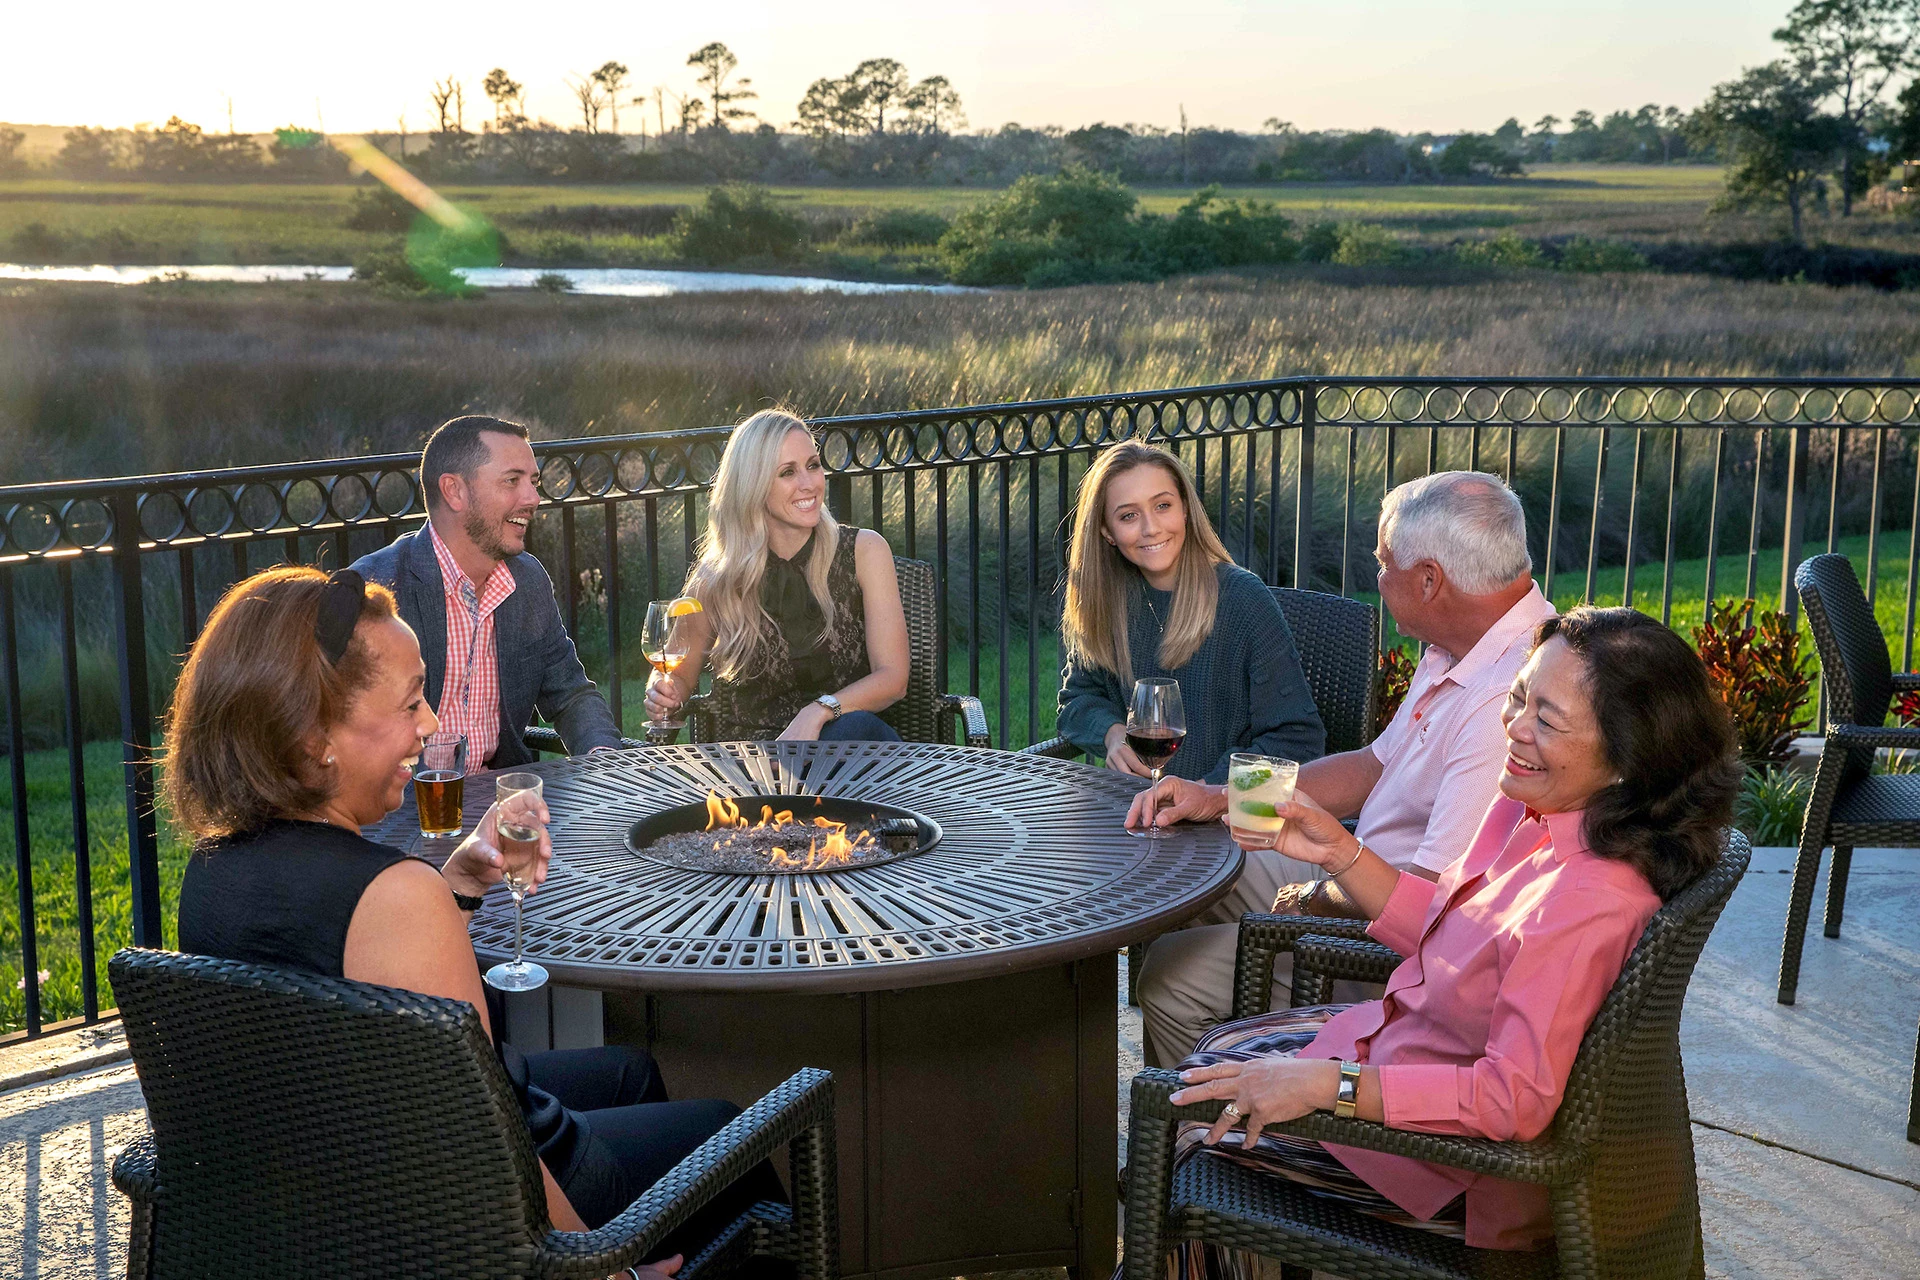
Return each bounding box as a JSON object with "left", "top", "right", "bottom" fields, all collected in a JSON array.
[{"left": 702, "top": 790, "right": 877, "bottom": 870}]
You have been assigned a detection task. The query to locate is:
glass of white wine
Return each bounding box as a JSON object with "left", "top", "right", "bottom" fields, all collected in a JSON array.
[
  {"left": 642, "top": 597, "right": 702, "bottom": 738},
  {"left": 484, "top": 773, "right": 548, "bottom": 993}
]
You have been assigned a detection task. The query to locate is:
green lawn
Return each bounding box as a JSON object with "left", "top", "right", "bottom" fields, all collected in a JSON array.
[{"left": 0, "top": 165, "right": 1775, "bottom": 272}]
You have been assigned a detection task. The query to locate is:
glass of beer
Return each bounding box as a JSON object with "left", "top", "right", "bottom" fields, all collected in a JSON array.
[
  {"left": 412, "top": 734, "right": 467, "bottom": 840},
  {"left": 484, "top": 773, "right": 549, "bottom": 993}
]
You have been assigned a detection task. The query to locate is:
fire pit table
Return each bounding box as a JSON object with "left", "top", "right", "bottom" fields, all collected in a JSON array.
[{"left": 383, "top": 740, "right": 1241, "bottom": 1280}]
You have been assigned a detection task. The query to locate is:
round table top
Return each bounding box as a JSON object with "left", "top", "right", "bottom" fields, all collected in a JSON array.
[{"left": 376, "top": 740, "right": 1243, "bottom": 994}]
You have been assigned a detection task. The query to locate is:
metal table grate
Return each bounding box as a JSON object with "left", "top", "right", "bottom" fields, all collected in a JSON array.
[{"left": 389, "top": 741, "right": 1241, "bottom": 993}]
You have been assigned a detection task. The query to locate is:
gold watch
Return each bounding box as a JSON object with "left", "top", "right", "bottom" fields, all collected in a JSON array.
[{"left": 1334, "top": 1061, "right": 1362, "bottom": 1119}]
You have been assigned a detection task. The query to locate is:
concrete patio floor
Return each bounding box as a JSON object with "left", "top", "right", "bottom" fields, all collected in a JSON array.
[{"left": 4, "top": 845, "right": 1917, "bottom": 1279}]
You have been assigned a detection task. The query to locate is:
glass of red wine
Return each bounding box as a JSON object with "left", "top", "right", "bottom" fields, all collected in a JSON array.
[{"left": 1125, "top": 677, "right": 1187, "bottom": 841}]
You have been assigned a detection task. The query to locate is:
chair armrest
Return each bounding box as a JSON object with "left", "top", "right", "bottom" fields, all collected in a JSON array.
[
  {"left": 1018, "top": 735, "right": 1082, "bottom": 759},
  {"left": 111, "top": 1131, "right": 157, "bottom": 1201},
  {"left": 1827, "top": 723, "right": 1920, "bottom": 750},
  {"left": 1128, "top": 1068, "right": 1591, "bottom": 1187},
  {"left": 1891, "top": 671, "right": 1920, "bottom": 694},
  {"left": 535, "top": 1067, "right": 837, "bottom": 1279},
  {"left": 1292, "top": 935, "right": 1402, "bottom": 1006},
  {"left": 1232, "top": 914, "right": 1382, "bottom": 1019},
  {"left": 525, "top": 725, "right": 650, "bottom": 755},
  {"left": 939, "top": 693, "right": 992, "bottom": 748}
]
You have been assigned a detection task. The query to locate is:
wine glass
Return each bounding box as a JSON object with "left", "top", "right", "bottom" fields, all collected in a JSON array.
[
  {"left": 642, "top": 597, "right": 701, "bottom": 741},
  {"left": 1125, "top": 678, "right": 1187, "bottom": 841},
  {"left": 484, "top": 773, "right": 549, "bottom": 993}
]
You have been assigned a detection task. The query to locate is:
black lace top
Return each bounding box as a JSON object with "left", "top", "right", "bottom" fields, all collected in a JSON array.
[{"left": 710, "top": 525, "right": 872, "bottom": 738}]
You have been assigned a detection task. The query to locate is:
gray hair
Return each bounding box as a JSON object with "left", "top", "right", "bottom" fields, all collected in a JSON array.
[{"left": 1379, "top": 470, "right": 1531, "bottom": 595}]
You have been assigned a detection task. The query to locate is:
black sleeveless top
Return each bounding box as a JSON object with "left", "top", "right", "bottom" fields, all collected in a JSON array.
[
  {"left": 178, "top": 819, "right": 408, "bottom": 974},
  {"left": 710, "top": 525, "right": 874, "bottom": 738},
  {"left": 177, "top": 818, "right": 584, "bottom": 1180}
]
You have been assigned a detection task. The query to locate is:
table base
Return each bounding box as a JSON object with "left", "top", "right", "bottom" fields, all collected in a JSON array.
[{"left": 608, "top": 954, "right": 1119, "bottom": 1280}]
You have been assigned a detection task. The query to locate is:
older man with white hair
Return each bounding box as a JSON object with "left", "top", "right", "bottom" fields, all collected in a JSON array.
[{"left": 1130, "top": 469, "right": 1555, "bottom": 1067}]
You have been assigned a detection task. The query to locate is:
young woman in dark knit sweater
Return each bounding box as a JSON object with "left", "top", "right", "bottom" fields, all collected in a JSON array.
[{"left": 1057, "top": 441, "right": 1325, "bottom": 784}]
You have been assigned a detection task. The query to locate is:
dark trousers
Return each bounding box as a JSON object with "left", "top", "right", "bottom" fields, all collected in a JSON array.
[
  {"left": 817, "top": 709, "right": 902, "bottom": 742},
  {"left": 526, "top": 1045, "right": 787, "bottom": 1260}
]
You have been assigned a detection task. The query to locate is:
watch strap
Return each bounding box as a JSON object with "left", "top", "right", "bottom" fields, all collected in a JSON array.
[
  {"left": 1334, "top": 1060, "right": 1362, "bottom": 1118},
  {"left": 452, "top": 890, "right": 485, "bottom": 912},
  {"left": 815, "top": 694, "right": 844, "bottom": 720}
]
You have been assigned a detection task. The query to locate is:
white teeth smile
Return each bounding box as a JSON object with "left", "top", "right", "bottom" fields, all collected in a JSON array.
[
  {"left": 507, "top": 517, "right": 529, "bottom": 528},
  {"left": 1507, "top": 754, "right": 1545, "bottom": 773},
  {"left": 1139, "top": 540, "right": 1169, "bottom": 553}
]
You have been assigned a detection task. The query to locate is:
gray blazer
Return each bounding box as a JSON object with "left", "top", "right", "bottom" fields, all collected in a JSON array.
[{"left": 351, "top": 527, "right": 623, "bottom": 768}]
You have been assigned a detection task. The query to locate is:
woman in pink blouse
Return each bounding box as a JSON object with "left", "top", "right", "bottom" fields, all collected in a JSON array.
[{"left": 1166, "top": 607, "right": 1741, "bottom": 1252}]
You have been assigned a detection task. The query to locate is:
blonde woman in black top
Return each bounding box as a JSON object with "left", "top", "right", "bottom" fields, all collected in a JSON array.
[{"left": 644, "top": 408, "right": 911, "bottom": 740}]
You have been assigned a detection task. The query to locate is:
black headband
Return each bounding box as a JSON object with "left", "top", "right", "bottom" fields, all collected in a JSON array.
[{"left": 315, "top": 570, "right": 366, "bottom": 666}]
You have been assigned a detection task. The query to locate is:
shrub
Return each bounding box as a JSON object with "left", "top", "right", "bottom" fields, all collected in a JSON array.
[
  {"left": 937, "top": 165, "right": 1145, "bottom": 287},
  {"left": 1298, "top": 220, "right": 1341, "bottom": 263},
  {"left": 672, "top": 185, "right": 807, "bottom": 264},
  {"left": 11, "top": 221, "right": 65, "bottom": 260},
  {"left": 533, "top": 272, "right": 574, "bottom": 295},
  {"left": 1557, "top": 237, "right": 1649, "bottom": 274},
  {"left": 1331, "top": 223, "right": 1404, "bottom": 266},
  {"left": 343, "top": 186, "right": 417, "bottom": 232},
  {"left": 1738, "top": 765, "right": 1811, "bottom": 846},
  {"left": 1375, "top": 646, "right": 1418, "bottom": 735},
  {"left": 847, "top": 208, "right": 951, "bottom": 247},
  {"left": 1456, "top": 231, "right": 1545, "bottom": 269},
  {"left": 1692, "top": 598, "right": 1813, "bottom": 764}
]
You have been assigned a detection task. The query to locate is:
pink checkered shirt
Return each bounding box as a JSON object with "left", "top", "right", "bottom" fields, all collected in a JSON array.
[{"left": 427, "top": 522, "right": 517, "bottom": 767}]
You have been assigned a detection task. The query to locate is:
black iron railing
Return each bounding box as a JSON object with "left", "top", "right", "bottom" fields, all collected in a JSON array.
[{"left": 5, "top": 374, "right": 1920, "bottom": 1040}]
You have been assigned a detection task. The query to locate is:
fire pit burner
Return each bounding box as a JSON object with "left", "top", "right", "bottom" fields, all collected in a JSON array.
[{"left": 626, "top": 793, "right": 942, "bottom": 875}]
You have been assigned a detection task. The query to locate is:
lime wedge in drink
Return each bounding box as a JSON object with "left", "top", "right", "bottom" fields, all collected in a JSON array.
[
  {"left": 1232, "top": 767, "right": 1273, "bottom": 791},
  {"left": 1238, "top": 800, "right": 1279, "bottom": 818}
]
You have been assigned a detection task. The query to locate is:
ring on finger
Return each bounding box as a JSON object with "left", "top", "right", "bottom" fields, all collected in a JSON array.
[{"left": 1221, "top": 1102, "right": 1243, "bottom": 1120}]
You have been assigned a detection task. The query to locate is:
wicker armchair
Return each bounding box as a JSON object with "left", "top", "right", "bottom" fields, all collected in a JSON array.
[
  {"left": 1123, "top": 830, "right": 1750, "bottom": 1280},
  {"left": 683, "top": 556, "right": 990, "bottom": 747},
  {"left": 1023, "top": 585, "right": 1378, "bottom": 760},
  {"left": 108, "top": 948, "right": 838, "bottom": 1280},
  {"left": 1779, "top": 553, "right": 1920, "bottom": 1005}
]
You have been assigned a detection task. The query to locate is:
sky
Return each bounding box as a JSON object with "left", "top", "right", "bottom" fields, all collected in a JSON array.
[{"left": 4, "top": 1, "right": 1786, "bottom": 136}]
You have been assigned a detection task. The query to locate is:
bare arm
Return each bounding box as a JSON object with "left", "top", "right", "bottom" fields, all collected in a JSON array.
[
  {"left": 1295, "top": 747, "right": 1385, "bottom": 821},
  {"left": 344, "top": 860, "right": 590, "bottom": 1233}
]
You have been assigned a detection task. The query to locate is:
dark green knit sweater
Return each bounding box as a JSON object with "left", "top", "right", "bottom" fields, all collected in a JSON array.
[{"left": 1057, "top": 563, "right": 1325, "bottom": 783}]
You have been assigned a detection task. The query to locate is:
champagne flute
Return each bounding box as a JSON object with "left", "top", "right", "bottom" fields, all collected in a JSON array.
[
  {"left": 642, "top": 597, "right": 702, "bottom": 739},
  {"left": 484, "top": 773, "right": 549, "bottom": 993},
  {"left": 1125, "top": 678, "right": 1187, "bottom": 842}
]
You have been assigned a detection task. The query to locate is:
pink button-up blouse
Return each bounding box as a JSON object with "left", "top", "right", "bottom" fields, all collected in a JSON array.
[{"left": 1301, "top": 794, "right": 1661, "bottom": 1250}]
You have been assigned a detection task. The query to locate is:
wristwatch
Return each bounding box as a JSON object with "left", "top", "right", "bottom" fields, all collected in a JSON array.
[
  {"left": 1334, "top": 1061, "right": 1362, "bottom": 1119},
  {"left": 814, "top": 693, "right": 844, "bottom": 721}
]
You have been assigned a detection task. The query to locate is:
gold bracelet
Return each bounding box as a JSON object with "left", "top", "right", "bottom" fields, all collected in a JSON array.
[{"left": 1327, "top": 839, "right": 1366, "bottom": 879}]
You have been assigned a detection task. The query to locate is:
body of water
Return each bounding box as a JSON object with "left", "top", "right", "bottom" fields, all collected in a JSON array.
[{"left": 0, "top": 263, "right": 970, "bottom": 296}]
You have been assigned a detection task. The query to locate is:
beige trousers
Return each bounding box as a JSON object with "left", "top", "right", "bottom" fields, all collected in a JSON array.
[
  {"left": 1137, "top": 847, "right": 1316, "bottom": 1068},
  {"left": 1138, "top": 847, "right": 1375, "bottom": 1068}
]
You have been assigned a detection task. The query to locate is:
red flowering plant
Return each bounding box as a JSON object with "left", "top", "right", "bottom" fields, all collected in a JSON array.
[
  {"left": 1375, "top": 646, "right": 1418, "bottom": 736},
  {"left": 1691, "top": 598, "right": 1813, "bottom": 766}
]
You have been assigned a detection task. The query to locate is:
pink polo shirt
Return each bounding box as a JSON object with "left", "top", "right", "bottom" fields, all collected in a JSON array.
[
  {"left": 1356, "top": 585, "right": 1556, "bottom": 874},
  {"left": 1303, "top": 795, "right": 1661, "bottom": 1249}
]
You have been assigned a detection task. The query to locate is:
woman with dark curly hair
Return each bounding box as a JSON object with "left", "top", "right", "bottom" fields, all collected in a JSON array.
[{"left": 1164, "top": 607, "right": 1742, "bottom": 1257}]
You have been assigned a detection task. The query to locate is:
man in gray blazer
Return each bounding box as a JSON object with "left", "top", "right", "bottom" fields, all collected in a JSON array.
[{"left": 352, "top": 415, "right": 624, "bottom": 768}]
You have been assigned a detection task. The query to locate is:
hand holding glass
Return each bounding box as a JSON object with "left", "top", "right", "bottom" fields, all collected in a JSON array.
[
  {"left": 1224, "top": 753, "right": 1302, "bottom": 851},
  {"left": 642, "top": 597, "right": 703, "bottom": 733},
  {"left": 484, "top": 773, "right": 550, "bottom": 993},
  {"left": 1125, "top": 678, "right": 1187, "bottom": 841}
]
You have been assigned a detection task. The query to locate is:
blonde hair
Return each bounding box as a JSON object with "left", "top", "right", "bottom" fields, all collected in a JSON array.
[
  {"left": 1062, "top": 441, "right": 1233, "bottom": 680},
  {"left": 687, "top": 409, "right": 841, "bottom": 681}
]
